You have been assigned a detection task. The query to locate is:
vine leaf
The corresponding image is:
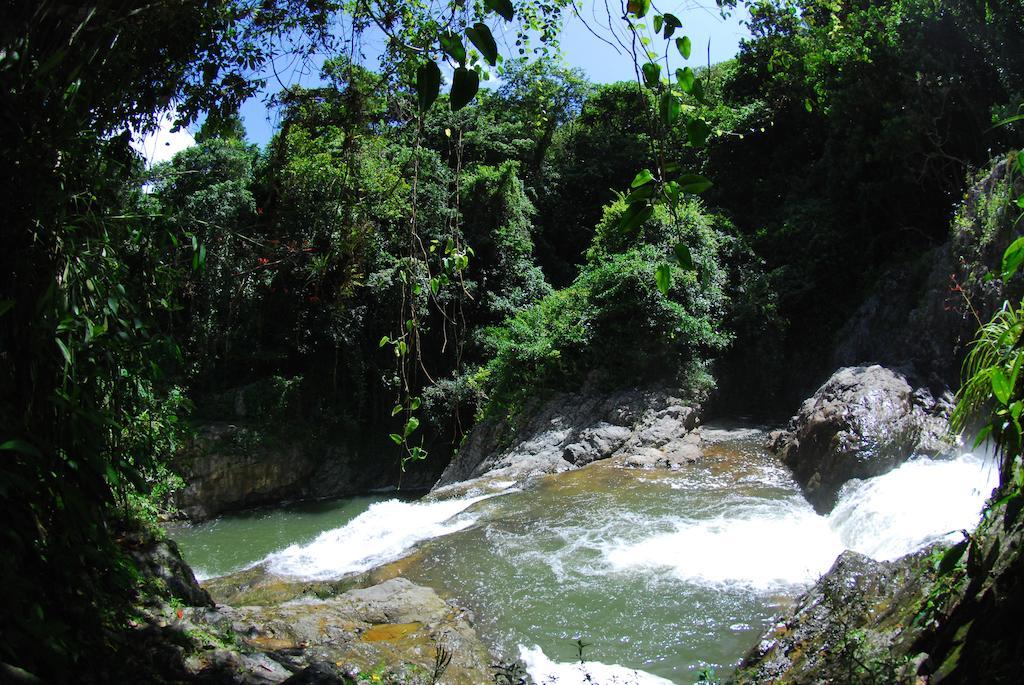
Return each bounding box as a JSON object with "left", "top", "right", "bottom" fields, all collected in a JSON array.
[
  {"left": 662, "top": 13, "right": 681, "bottom": 39},
  {"left": 484, "top": 0, "right": 515, "bottom": 21},
  {"left": 676, "top": 67, "right": 695, "bottom": 93},
  {"left": 466, "top": 23, "right": 498, "bottom": 66},
  {"left": 676, "top": 36, "right": 692, "bottom": 59},
  {"left": 686, "top": 118, "right": 711, "bottom": 147},
  {"left": 642, "top": 62, "right": 661, "bottom": 88},
  {"left": 627, "top": 0, "right": 651, "bottom": 18},
  {"left": 450, "top": 67, "right": 479, "bottom": 110},
  {"left": 440, "top": 31, "right": 467, "bottom": 65},
  {"left": 416, "top": 61, "right": 441, "bottom": 112},
  {"left": 660, "top": 91, "right": 681, "bottom": 126}
]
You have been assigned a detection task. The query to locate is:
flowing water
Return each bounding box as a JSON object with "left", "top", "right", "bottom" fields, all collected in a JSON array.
[{"left": 171, "top": 426, "right": 998, "bottom": 684}]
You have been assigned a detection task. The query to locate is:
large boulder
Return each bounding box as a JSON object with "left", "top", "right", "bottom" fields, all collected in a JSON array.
[
  {"left": 733, "top": 548, "right": 938, "bottom": 684},
  {"left": 223, "top": 578, "right": 494, "bottom": 685},
  {"left": 432, "top": 385, "right": 701, "bottom": 491},
  {"left": 770, "top": 365, "right": 955, "bottom": 513}
]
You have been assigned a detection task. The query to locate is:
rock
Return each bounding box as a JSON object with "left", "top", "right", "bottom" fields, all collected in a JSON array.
[
  {"left": 281, "top": 663, "right": 349, "bottom": 684},
  {"left": 174, "top": 421, "right": 441, "bottom": 522},
  {"left": 223, "top": 578, "right": 494, "bottom": 685},
  {"left": 834, "top": 158, "right": 1024, "bottom": 389},
  {"left": 770, "top": 365, "right": 956, "bottom": 513},
  {"left": 432, "top": 385, "right": 701, "bottom": 492},
  {"left": 123, "top": 531, "right": 214, "bottom": 608},
  {"left": 733, "top": 548, "right": 939, "bottom": 684}
]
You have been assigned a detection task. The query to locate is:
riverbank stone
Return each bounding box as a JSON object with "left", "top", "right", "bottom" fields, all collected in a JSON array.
[
  {"left": 222, "top": 577, "right": 494, "bottom": 685},
  {"left": 770, "top": 365, "right": 956, "bottom": 513},
  {"left": 733, "top": 548, "right": 939, "bottom": 684},
  {"left": 433, "top": 385, "right": 701, "bottom": 491}
]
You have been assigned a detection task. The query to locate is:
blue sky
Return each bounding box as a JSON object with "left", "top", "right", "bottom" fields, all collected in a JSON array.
[{"left": 137, "top": 2, "right": 750, "bottom": 161}]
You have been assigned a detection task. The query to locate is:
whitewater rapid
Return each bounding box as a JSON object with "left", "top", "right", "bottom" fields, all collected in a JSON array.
[{"left": 229, "top": 432, "right": 997, "bottom": 683}]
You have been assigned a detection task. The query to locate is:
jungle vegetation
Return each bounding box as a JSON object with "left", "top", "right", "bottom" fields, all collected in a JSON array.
[{"left": 0, "top": 0, "right": 1022, "bottom": 680}]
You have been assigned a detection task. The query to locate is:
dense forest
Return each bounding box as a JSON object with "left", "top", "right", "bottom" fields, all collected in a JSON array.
[{"left": 2, "top": 0, "right": 1024, "bottom": 683}]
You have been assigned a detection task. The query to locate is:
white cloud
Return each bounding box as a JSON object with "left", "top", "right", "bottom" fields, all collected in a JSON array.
[{"left": 130, "top": 112, "right": 195, "bottom": 167}]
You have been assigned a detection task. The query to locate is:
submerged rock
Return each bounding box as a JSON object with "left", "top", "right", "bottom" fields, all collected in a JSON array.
[
  {"left": 433, "top": 385, "right": 700, "bottom": 491},
  {"left": 770, "top": 365, "right": 955, "bottom": 513}
]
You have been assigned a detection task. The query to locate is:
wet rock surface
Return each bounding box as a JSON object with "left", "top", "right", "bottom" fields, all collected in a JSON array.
[
  {"left": 769, "top": 365, "right": 955, "bottom": 513},
  {"left": 733, "top": 548, "right": 939, "bottom": 685},
  {"left": 433, "top": 385, "right": 701, "bottom": 491},
  {"left": 221, "top": 578, "right": 493, "bottom": 685}
]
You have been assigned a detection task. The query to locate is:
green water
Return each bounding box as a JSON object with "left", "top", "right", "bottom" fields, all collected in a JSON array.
[
  {"left": 167, "top": 495, "right": 389, "bottom": 579},
  {"left": 390, "top": 431, "right": 812, "bottom": 682},
  {"left": 171, "top": 428, "right": 830, "bottom": 683}
]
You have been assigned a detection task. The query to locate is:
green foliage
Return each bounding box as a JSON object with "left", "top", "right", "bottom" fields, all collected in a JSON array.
[{"left": 481, "top": 215, "right": 731, "bottom": 414}]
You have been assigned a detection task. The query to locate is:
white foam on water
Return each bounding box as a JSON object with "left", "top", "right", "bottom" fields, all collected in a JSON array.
[
  {"left": 603, "top": 500, "right": 843, "bottom": 589},
  {"left": 604, "top": 451, "right": 997, "bottom": 590},
  {"left": 519, "top": 645, "right": 676, "bottom": 685},
  {"left": 829, "top": 453, "right": 997, "bottom": 561},
  {"left": 264, "top": 494, "right": 495, "bottom": 579}
]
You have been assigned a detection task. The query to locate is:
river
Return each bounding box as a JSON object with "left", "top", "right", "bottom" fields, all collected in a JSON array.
[{"left": 169, "top": 425, "right": 997, "bottom": 684}]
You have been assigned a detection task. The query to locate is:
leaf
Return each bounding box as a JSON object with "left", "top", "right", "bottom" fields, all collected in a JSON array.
[
  {"left": 641, "top": 62, "right": 661, "bottom": 88},
  {"left": 625, "top": 184, "right": 657, "bottom": 204},
  {"left": 655, "top": 263, "right": 673, "bottom": 295},
  {"left": 686, "top": 118, "right": 711, "bottom": 148},
  {"left": 676, "top": 67, "right": 695, "bottom": 93},
  {"left": 992, "top": 367, "right": 1013, "bottom": 405},
  {"left": 990, "top": 112, "right": 1024, "bottom": 130},
  {"left": 484, "top": 0, "right": 514, "bottom": 21},
  {"left": 404, "top": 417, "right": 420, "bottom": 437},
  {"left": 411, "top": 397, "right": 421, "bottom": 410},
  {"left": 653, "top": 15, "right": 663, "bottom": 34},
  {"left": 690, "top": 78, "right": 705, "bottom": 103},
  {"left": 440, "top": 31, "right": 467, "bottom": 65},
  {"left": 416, "top": 61, "right": 441, "bottom": 112},
  {"left": 972, "top": 424, "right": 993, "bottom": 449},
  {"left": 627, "top": 0, "right": 651, "bottom": 18},
  {"left": 466, "top": 23, "right": 498, "bottom": 66},
  {"left": 631, "top": 169, "right": 655, "bottom": 188},
  {"left": 430, "top": 277, "right": 441, "bottom": 295},
  {"left": 662, "top": 13, "right": 681, "bottom": 38},
  {"left": 659, "top": 91, "right": 681, "bottom": 126},
  {"left": 392, "top": 405, "right": 403, "bottom": 417},
  {"left": 450, "top": 67, "right": 479, "bottom": 110},
  {"left": 389, "top": 433, "right": 404, "bottom": 445},
  {"left": 379, "top": 335, "right": 390, "bottom": 347},
  {"left": 663, "top": 180, "right": 680, "bottom": 204},
  {"left": 804, "top": 98, "right": 813, "bottom": 113},
  {"left": 619, "top": 203, "right": 653, "bottom": 234},
  {"left": 0, "top": 439, "right": 42, "bottom": 458},
  {"left": 676, "top": 36, "right": 692, "bottom": 59},
  {"left": 937, "top": 539, "right": 968, "bottom": 574},
  {"left": 673, "top": 243, "right": 694, "bottom": 270},
  {"left": 1001, "top": 236, "right": 1024, "bottom": 279},
  {"left": 56, "top": 338, "right": 72, "bottom": 365},
  {"left": 677, "top": 173, "right": 713, "bottom": 193}
]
